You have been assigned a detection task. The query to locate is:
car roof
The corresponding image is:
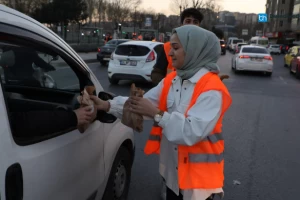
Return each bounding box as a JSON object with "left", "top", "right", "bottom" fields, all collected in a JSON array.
[
  {"left": 241, "top": 45, "right": 266, "bottom": 49},
  {"left": 0, "top": 5, "right": 82, "bottom": 63},
  {"left": 119, "top": 40, "right": 163, "bottom": 47}
]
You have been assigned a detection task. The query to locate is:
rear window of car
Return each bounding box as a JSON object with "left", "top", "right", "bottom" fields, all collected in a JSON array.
[
  {"left": 115, "top": 45, "right": 150, "bottom": 56},
  {"left": 242, "top": 47, "right": 268, "bottom": 54},
  {"left": 220, "top": 41, "right": 225, "bottom": 45},
  {"left": 233, "top": 40, "right": 243, "bottom": 44},
  {"left": 271, "top": 45, "right": 280, "bottom": 48}
]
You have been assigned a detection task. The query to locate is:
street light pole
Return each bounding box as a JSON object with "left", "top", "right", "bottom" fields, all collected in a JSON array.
[{"left": 134, "top": 7, "right": 136, "bottom": 35}]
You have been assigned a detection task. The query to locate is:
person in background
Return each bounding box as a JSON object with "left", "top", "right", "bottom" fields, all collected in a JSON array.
[
  {"left": 90, "top": 25, "right": 232, "bottom": 200},
  {"left": 151, "top": 8, "right": 204, "bottom": 85}
]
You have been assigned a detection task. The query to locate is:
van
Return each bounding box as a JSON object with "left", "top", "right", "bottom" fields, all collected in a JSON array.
[
  {"left": 226, "top": 37, "right": 238, "bottom": 49},
  {"left": 249, "top": 36, "right": 269, "bottom": 48},
  {"left": 229, "top": 39, "right": 244, "bottom": 52},
  {"left": 0, "top": 5, "right": 135, "bottom": 200}
]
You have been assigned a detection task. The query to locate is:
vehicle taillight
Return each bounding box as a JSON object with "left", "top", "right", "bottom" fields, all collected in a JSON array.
[
  {"left": 98, "top": 48, "right": 101, "bottom": 52},
  {"left": 280, "top": 46, "right": 282, "bottom": 50},
  {"left": 264, "top": 56, "right": 272, "bottom": 60},
  {"left": 239, "top": 55, "right": 250, "bottom": 59},
  {"left": 146, "top": 50, "right": 155, "bottom": 62},
  {"left": 286, "top": 46, "right": 289, "bottom": 50},
  {"left": 221, "top": 44, "right": 225, "bottom": 47}
]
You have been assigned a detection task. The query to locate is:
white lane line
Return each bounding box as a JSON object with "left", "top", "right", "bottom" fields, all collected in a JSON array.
[{"left": 279, "top": 76, "right": 287, "bottom": 84}]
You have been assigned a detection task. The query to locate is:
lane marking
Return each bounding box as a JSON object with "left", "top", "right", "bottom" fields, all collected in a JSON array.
[{"left": 279, "top": 76, "right": 287, "bottom": 84}]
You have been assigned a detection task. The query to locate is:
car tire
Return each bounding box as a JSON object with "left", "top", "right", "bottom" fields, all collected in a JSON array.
[
  {"left": 266, "top": 72, "right": 272, "bottom": 76},
  {"left": 102, "top": 146, "right": 132, "bottom": 200},
  {"left": 109, "top": 77, "right": 119, "bottom": 85},
  {"left": 101, "top": 61, "right": 107, "bottom": 66},
  {"left": 296, "top": 66, "right": 300, "bottom": 79}
]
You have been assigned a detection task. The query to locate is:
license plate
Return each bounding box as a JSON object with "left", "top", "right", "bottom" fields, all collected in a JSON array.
[
  {"left": 120, "top": 60, "right": 137, "bottom": 66},
  {"left": 251, "top": 58, "right": 262, "bottom": 62}
]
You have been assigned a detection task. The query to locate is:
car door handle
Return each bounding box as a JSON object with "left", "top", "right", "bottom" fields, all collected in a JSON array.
[{"left": 5, "top": 163, "right": 23, "bottom": 200}]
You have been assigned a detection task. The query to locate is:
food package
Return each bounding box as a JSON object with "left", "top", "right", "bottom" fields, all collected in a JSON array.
[
  {"left": 77, "top": 86, "right": 95, "bottom": 133},
  {"left": 122, "top": 83, "right": 145, "bottom": 132}
]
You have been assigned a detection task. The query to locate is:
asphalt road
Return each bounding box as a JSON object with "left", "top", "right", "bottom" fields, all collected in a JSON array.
[{"left": 86, "top": 51, "right": 300, "bottom": 200}]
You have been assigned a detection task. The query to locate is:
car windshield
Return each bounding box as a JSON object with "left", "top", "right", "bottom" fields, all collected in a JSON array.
[
  {"left": 242, "top": 47, "right": 268, "bottom": 54},
  {"left": 115, "top": 45, "right": 150, "bottom": 56},
  {"left": 258, "top": 40, "right": 268, "bottom": 45},
  {"left": 233, "top": 40, "right": 243, "bottom": 44}
]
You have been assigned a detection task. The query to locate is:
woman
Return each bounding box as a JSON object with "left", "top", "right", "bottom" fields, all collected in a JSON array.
[{"left": 91, "top": 25, "right": 232, "bottom": 200}]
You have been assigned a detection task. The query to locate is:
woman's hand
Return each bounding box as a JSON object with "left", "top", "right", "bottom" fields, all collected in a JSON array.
[
  {"left": 74, "top": 106, "right": 94, "bottom": 126},
  {"left": 90, "top": 95, "right": 110, "bottom": 111},
  {"left": 129, "top": 96, "right": 159, "bottom": 118}
]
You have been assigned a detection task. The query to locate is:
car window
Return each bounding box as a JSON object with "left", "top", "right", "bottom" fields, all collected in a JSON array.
[
  {"left": 242, "top": 47, "right": 268, "bottom": 54},
  {"left": 271, "top": 45, "right": 279, "bottom": 48},
  {"left": 250, "top": 40, "right": 257, "bottom": 44},
  {"left": 258, "top": 40, "right": 268, "bottom": 45},
  {"left": 117, "top": 40, "right": 128, "bottom": 45},
  {"left": 115, "top": 45, "right": 150, "bottom": 56},
  {"left": 0, "top": 44, "right": 80, "bottom": 91},
  {"left": 233, "top": 40, "right": 243, "bottom": 44},
  {"left": 106, "top": 40, "right": 116, "bottom": 45},
  {"left": 220, "top": 41, "right": 225, "bottom": 45},
  {"left": 0, "top": 38, "right": 89, "bottom": 144}
]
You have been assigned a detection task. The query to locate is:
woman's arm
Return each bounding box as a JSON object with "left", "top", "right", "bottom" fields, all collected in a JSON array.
[
  {"left": 158, "top": 90, "right": 222, "bottom": 146},
  {"left": 97, "top": 81, "right": 163, "bottom": 120}
]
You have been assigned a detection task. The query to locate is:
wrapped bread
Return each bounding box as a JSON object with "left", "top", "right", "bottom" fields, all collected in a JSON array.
[
  {"left": 77, "top": 86, "right": 95, "bottom": 133},
  {"left": 122, "top": 83, "right": 145, "bottom": 132}
]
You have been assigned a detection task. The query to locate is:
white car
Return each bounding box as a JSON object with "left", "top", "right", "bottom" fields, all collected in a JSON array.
[
  {"left": 267, "top": 44, "right": 281, "bottom": 54},
  {"left": 231, "top": 45, "right": 273, "bottom": 76},
  {"left": 0, "top": 5, "right": 135, "bottom": 200},
  {"left": 108, "top": 41, "right": 164, "bottom": 84}
]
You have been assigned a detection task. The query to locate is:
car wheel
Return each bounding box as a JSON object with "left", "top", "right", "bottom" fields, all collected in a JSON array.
[
  {"left": 102, "top": 146, "right": 132, "bottom": 200},
  {"left": 289, "top": 65, "right": 293, "bottom": 74},
  {"left": 101, "top": 61, "right": 107, "bottom": 66},
  {"left": 266, "top": 72, "right": 272, "bottom": 76},
  {"left": 296, "top": 66, "right": 300, "bottom": 79},
  {"left": 109, "top": 77, "right": 119, "bottom": 85}
]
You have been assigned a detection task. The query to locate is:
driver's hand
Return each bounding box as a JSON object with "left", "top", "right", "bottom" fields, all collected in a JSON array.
[
  {"left": 90, "top": 95, "right": 110, "bottom": 111},
  {"left": 74, "top": 106, "right": 94, "bottom": 126}
]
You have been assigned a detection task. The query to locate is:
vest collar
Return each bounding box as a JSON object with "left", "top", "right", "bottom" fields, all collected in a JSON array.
[{"left": 174, "top": 68, "right": 209, "bottom": 84}]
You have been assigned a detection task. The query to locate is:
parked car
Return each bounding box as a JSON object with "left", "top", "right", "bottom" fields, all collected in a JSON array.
[
  {"left": 231, "top": 45, "right": 273, "bottom": 76},
  {"left": 220, "top": 40, "right": 226, "bottom": 55},
  {"left": 267, "top": 44, "right": 281, "bottom": 54},
  {"left": 108, "top": 40, "right": 164, "bottom": 84},
  {"left": 97, "top": 39, "right": 130, "bottom": 65},
  {"left": 289, "top": 51, "right": 300, "bottom": 79},
  {"left": 0, "top": 5, "right": 135, "bottom": 200},
  {"left": 233, "top": 42, "right": 248, "bottom": 54},
  {"left": 284, "top": 46, "right": 300, "bottom": 68}
]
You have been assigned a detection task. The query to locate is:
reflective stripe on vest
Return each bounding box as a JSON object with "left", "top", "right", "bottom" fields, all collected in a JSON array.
[{"left": 189, "top": 152, "right": 224, "bottom": 163}]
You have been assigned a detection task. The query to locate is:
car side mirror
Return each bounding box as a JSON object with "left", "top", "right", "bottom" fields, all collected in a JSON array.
[{"left": 96, "top": 91, "right": 117, "bottom": 123}]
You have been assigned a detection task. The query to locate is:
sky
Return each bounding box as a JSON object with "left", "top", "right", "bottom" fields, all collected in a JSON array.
[{"left": 141, "top": 0, "right": 266, "bottom": 16}]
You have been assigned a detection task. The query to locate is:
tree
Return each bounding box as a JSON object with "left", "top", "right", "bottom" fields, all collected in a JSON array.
[
  {"left": 2, "top": 0, "right": 48, "bottom": 15},
  {"left": 32, "top": 0, "right": 88, "bottom": 39},
  {"left": 105, "top": 0, "right": 141, "bottom": 23}
]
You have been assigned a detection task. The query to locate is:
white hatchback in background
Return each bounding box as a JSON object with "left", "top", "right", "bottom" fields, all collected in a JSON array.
[
  {"left": 108, "top": 41, "right": 164, "bottom": 84},
  {"left": 267, "top": 44, "right": 281, "bottom": 54},
  {"left": 231, "top": 45, "right": 273, "bottom": 76}
]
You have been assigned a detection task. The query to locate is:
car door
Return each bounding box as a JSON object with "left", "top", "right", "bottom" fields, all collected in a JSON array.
[
  {"left": 0, "top": 30, "right": 105, "bottom": 200},
  {"left": 285, "top": 47, "right": 294, "bottom": 66}
]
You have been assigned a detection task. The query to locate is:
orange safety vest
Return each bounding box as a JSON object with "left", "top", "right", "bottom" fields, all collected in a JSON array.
[
  {"left": 144, "top": 71, "right": 232, "bottom": 189},
  {"left": 164, "top": 42, "right": 175, "bottom": 71}
]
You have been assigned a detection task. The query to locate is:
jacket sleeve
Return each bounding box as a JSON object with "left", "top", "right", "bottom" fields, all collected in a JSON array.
[
  {"left": 10, "top": 110, "right": 78, "bottom": 137},
  {"left": 158, "top": 90, "right": 222, "bottom": 146},
  {"left": 107, "top": 80, "right": 163, "bottom": 119}
]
